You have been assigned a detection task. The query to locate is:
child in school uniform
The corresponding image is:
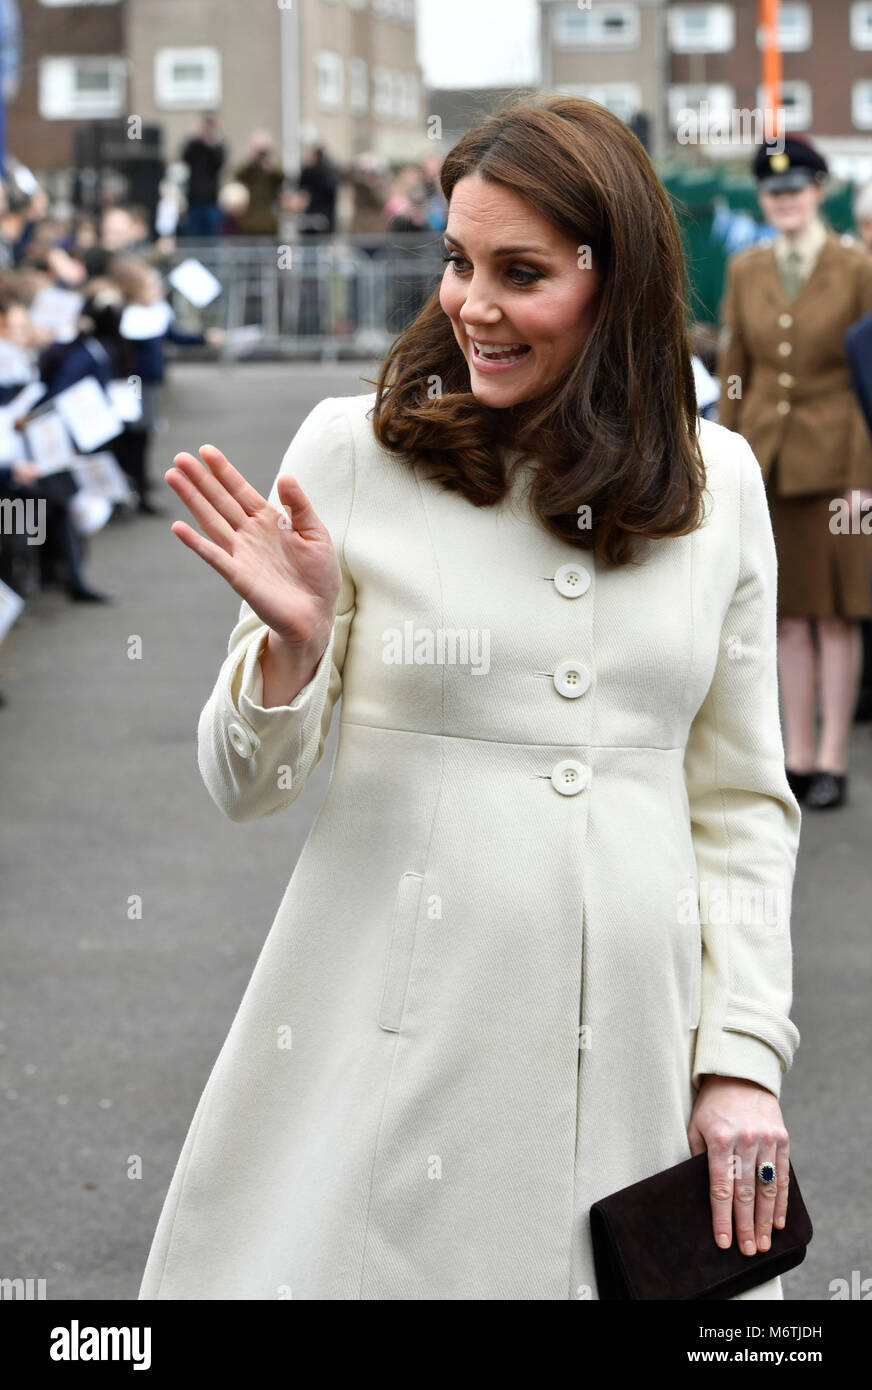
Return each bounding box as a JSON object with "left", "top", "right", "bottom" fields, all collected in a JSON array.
[{"left": 108, "top": 255, "right": 224, "bottom": 514}]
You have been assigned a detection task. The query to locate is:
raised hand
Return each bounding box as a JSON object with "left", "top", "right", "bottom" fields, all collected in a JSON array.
[{"left": 165, "top": 443, "right": 342, "bottom": 658}]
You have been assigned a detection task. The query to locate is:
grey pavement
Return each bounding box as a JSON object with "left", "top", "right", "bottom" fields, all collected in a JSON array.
[{"left": 0, "top": 361, "right": 869, "bottom": 1301}]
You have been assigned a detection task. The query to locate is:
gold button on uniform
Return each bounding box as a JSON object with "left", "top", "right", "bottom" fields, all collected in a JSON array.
[
  {"left": 776, "top": 400, "right": 791, "bottom": 415},
  {"left": 778, "top": 312, "right": 793, "bottom": 328},
  {"left": 778, "top": 342, "right": 792, "bottom": 357}
]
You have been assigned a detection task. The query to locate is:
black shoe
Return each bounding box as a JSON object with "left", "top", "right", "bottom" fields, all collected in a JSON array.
[
  {"left": 110, "top": 501, "right": 137, "bottom": 523},
  {"left": 69, "top": 585, "right": 115, "bottom": 603},
  {"left": 137, "top": 498, "right": 167, "bottom": 516},
  {"left": 785, "top": 767, "right": 814, "bottom": 802},
  {"left": 805, "top": 770, "right": 847, "bottom": 810}
]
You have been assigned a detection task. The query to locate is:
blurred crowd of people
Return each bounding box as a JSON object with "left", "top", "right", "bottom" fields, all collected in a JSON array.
[
  {"left": 172, "top": 114, "right": 447, "bottom": 240},
  {"left": 0, "top": 193, "right": 226, "bottom": 710}
]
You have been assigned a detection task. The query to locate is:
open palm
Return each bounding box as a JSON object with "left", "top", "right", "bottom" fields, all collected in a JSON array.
[{"left": 165, "top": 443, "right": 341, "bottom": 652}]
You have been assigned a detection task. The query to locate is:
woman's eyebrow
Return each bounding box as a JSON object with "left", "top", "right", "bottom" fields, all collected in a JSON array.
[{"left": 442, "top": 233, "right": 550, "bottom": 257}]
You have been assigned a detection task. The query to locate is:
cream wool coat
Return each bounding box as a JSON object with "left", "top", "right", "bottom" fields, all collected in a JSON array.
[{"left": 139, "top": 392, "right": 801, "bottom": 1301}]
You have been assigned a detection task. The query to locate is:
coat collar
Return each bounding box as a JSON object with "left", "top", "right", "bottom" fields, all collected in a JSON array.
[{"left": 748, "top": 229, "right": 843, "bottom": 314}]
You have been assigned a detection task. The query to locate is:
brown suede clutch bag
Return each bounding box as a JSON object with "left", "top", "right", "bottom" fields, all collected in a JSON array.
[{"left": 589, "top": 1151, "right": 813, "bottom": 1299}]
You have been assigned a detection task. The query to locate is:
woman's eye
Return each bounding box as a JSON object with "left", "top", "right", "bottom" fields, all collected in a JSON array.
[{"left": 440, "top": 251, "right": 541, "bottom": 286}]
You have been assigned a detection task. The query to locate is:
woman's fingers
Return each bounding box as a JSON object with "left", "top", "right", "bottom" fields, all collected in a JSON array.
[
  {"left": 198, "top": 444, "right": 269, "bottom": 517},
  {"left": 707, "top": 1142, "right": 735, "bottom": 1250},
  {"left": 773, "top": 1135, "right": 790, "bottom": 1232},
  {"left": 276, "top": 473, "right": 327, "bottom": 539},
  {"left": 170, "top": 518, "right": 238, "bottom": 587},
  {"left": 732, "top": 1138, "right": 759, "bottom": 1256},
  {"left": 753, "top": 1145, "right": 779, "bottom": 1252},
  {"left": 166, "top": 461, "right": 237, "bottom": 550}
]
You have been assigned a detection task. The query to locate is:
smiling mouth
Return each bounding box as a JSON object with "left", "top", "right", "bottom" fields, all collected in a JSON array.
[{"left": 469, "top": 339, "right": 532, "bottom": 365}]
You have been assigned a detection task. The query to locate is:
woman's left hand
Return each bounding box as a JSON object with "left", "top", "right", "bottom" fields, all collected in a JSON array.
[{"left": 688, "top": 1075, "right": 789, "bottom": 1255}]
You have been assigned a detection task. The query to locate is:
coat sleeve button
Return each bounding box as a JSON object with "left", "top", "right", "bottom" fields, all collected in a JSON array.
[{"left": 228, "top": 721, "right": 257, "bottom": 758}]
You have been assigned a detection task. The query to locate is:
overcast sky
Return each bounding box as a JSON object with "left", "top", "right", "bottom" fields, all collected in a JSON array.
[{"left": 416, "top": 0, "right": 539, "bottom": 89}]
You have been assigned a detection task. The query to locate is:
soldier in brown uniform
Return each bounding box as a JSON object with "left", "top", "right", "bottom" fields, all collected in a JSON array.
[{"left": 718, "top": 136, "right": 872, "bottom": 809}]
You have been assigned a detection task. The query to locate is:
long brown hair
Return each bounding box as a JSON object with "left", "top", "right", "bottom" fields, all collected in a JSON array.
[{"left": 366, "top": 94, "right": 707, "bottom": 566}]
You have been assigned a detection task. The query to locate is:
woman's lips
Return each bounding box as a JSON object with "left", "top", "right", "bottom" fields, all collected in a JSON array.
[{"left": 469, "top": 340, "right": 532, "bottom": 373}]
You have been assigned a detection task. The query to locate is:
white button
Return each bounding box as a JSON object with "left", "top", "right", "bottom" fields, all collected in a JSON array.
[
  {"left": 776, "top": 400, "right": 791, "bottom": 415},
  {"left": 550, "top": 759, "right": 591, "bottom": 795},
  {"left": 778, "top": 312, "right": 793, "bottom": 328},
  {"left": 778, "top": 341, "right": 792, "bottom": 357},
  {"left": 553, "top": 660, "right": 591, "bottom": 698},
  {"left": 554, "top": 562, "right": 591, "bottom": 598},
  {"left": 777, "top": 372, "right": 793, "bottom": 387},
  {"left": 228, "top": 721, "right": 258, "bottom": 758}
]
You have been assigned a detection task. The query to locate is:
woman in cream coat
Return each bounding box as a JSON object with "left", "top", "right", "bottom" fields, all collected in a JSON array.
[{"left": 139, "top": 97, "right": 801, "bottom": 1301}]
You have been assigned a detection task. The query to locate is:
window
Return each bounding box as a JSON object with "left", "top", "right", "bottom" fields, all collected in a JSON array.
[
  {"left": 851, "top": 2, "right": 872, "bottom": 48},
  {"left": 404, "top": 73, "right": 419, "bottom": 122},
  {"left": 39, "top": 56, "right": 126, "bottom": 118},
  {"left": 755, "top": 1, "right": 810, "bottom": 51},
  {"left": 372, "top": 66, "right": 392, "bottom": 118},
  {"left": 154, "top": 48, "right": 221, "bottom": 108},
  {"left": 349, "top": 58, "right": 368, "bottom": 115},
  {"left": 315, "top": 51, "right": 343, "bottom": 111},
  {"left": 372, "top": 0, "right": 405, "bottom": 17},
  {"left": 668, "top": 83, "right": 736, "bottom": 131},
  {"left": 557, "top": 83, "right": 641, "bottom": 124},
  {"left": 553, "top": 3, "right": 639, "bottom": 48},
  {"left": 756, "top": 80, "right": 811, "bottom": 130},
  {"left": 852, "top": 81, "right": 872, "bottom": 128},
  {"left": 39, "top": 0, "right": 119, "bottom": 6},
  {"left": 668, "top": 4, "right": 735, "bottom": 53}
]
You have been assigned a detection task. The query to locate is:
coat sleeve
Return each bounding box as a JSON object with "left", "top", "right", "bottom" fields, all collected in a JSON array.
[
  {"left": 196, "top": 395, "right": 356, "bottom": 824},
  {"left": 684, "top": 434, "right": 802, "bottom": 1100},
  {"left": 715, "top": 256, "right": 750, "bottom": 434}
]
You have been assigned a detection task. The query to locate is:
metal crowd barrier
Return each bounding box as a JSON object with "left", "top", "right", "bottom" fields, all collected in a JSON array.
[{"left": 163, "top": 235, "right": 447, "bottom": 360}]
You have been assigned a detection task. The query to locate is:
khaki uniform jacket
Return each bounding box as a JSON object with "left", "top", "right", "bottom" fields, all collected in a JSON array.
[
  {"left": 717, "top": 232, "right": 872, "bottom": 495},
  {"left": 138, "top": 395, "right": 798, "bottom": 1300}
]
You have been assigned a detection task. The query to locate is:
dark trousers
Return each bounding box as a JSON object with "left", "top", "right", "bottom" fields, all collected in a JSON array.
[
  {"left": 112, "top": 428, "right": 154, "bottom": 505},
  {"left": 184, "top": 203, "right": 223, "bottom": 238}
]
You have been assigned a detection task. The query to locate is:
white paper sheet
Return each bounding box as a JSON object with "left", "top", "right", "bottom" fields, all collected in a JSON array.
[
  {"left": 4, "top": 381, "right": 47, "bottom": 420},
  {"left": 168, "top": 257, "right": 222, "bottom": 308},
  {"left": 0, "top": 408, "right": 25, "bottom": 464},
  {"left": 0, "top": 340, "right": 37, "bottom": 387},
  {"left": 29, "top": 287, "right": 84, "bottom": 344},
  {"left": 0, "top": 577, "right": 25, "bottom": 643},
  {"left": 24, "top": 411, "right": 76, "bottom": 473},
  {"left": 107, "top": 378, "right": 143, "bottom": 423},
  {"left": 70, "top": 451, "right": 134, "bottom": 503},
  {"left": 120, "top": 300, "right": 173, "bottom": 340},
  {"left": 52, "top": 376, "right": 124, "bottom": 452},
  {"left": 222, "top": 325, "right": 264, "bottom": 357}
]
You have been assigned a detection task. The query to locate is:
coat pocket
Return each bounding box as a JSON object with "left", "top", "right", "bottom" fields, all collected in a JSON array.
[{"left": 378, "top": 871, "right": 424, "bottom": 1032}]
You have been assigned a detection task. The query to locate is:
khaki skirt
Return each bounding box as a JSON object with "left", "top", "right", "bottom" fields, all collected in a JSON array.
[{"left": 765, "top": 456, "right": 872, "bottom": 620}]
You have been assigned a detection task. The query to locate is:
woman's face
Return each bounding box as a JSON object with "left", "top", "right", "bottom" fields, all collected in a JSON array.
[
  {"left": 758, "top": 182, "right": 822, "bottom": 235},
  {"left": 439, "top": 173, "right": 602, "bottom": 408}
]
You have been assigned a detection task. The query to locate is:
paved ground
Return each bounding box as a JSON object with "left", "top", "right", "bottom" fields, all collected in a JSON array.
[{"left": 0, "top": 361, "right": 869, "bottom": 1301}]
